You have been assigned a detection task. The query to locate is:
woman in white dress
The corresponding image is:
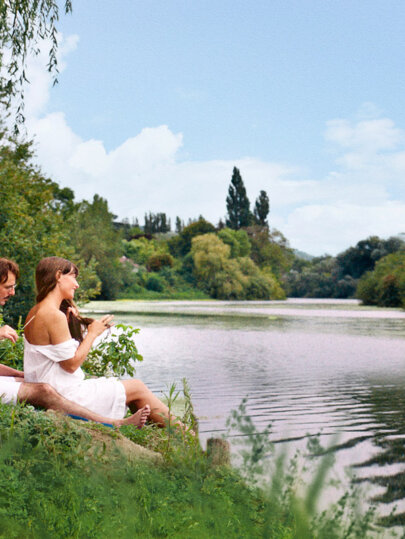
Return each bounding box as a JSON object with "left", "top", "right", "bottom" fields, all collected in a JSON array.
[{"left": 24, "top": 256, "right": 172, "bottom": 427}]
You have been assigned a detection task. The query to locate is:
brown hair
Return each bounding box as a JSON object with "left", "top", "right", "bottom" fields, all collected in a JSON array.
[
  {"left": 60, "top": 299, "right": 94, "bottom": 343},
  {"left": 35, "top": 257, "right": 93, "bottom": 342},
  {"left": 35, "top": 256, "right": 78, "bottom": 303},
  {"left": 0, "top": 258, "right": 20, "bottom": 284}
]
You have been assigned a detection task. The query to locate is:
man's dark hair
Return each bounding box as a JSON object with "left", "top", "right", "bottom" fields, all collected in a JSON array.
[{"left": 0, "top": 258, "right": 20, "bottom": 284}]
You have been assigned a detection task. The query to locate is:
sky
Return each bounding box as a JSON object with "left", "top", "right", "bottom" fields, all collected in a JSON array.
[{"left": 21, "top": 0, "right": 405, "bottom": 255}]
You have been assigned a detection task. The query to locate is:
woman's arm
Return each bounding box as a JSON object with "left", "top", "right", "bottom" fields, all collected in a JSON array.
[
  {"left": 0, "top": 364, "right": 24, "bottom": 377},
  {"left": 48, "top": 311, "right": 113, "bottom": 373}
]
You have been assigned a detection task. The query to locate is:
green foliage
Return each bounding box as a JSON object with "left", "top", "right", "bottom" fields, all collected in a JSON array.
[
  {"left": 218, "top": 227, "right": 251, "bottom": 258},
  {"left": 287, "top": 235, "right": 405, "bottom": 300},
  {"left": 143, "top": 211, "right": 171, "bottom": 233},
  {"left": 226, "top": 166, "right": 252, "bottom": 229},
  {"left": 123, "top": 236, "right": 166, "bottom": 264},
  {"left": 248, "top": 226, "right": 294, "bottom": 278},
  {"left": 336, "top": 235, "right": 404, "bottom": 280},
  {"left": 0, "top": 319, "right": 143, "bottom": 379},
  {"left": 0, "top": 393, "right": 380, "bottom": 539},
  {"left": 145, "top": 273, "right": 164, "bottom": 292},
  {"left": 0, "top": 315, "right": 24, "bottom": 371},
  {"left": 253, "top": 189, "right": 270, "bottom": 227},
  {"left": 0, "top": 401, "right": 288, "bottom": 539},
  {"left": 0, "top": 133, "right": 86, "bottom": 325},
  {"left": 357, "top": 252, "right": 405, "bottom": 307},
  {"left": 84, "top": 324, "right": 143, "bottom": 378},
  {"left": 227, "top": 398, "right": 273, "bottom": 482},
  {"left": 169, "top": 217, "right": 216, "bottom": 257},
  {"left": 72, "top": 195, "right": 123, "bottom": 300},
  {"left": 191, "top": 233, "right": 285, "bottom": 300},
  {"left": 146, "top": 252, "right": 174, "bottom": 272},
  {"left": 0, "top": 0, "right": 72, "bottom": 125},
  {"left": 286, "top": 256, "right": 340, "bottom": 298}
]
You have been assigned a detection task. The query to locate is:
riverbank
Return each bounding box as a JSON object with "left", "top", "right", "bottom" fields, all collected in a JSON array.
[
  {"left": 83, "top": 298, "right": 405, "bottom": 319},
  {"left": 0, "top": 401, "right": 380, "bottom": 538}
]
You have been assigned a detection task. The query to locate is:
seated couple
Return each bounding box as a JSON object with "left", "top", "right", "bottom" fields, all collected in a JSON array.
[{"left": 0, "top": 256, "right": 175, "bottom": 430}]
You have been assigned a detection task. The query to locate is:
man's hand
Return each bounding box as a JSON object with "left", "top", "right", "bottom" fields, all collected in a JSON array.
[{"left": 0, "top": 324, "right": 18, "bottom": 343}]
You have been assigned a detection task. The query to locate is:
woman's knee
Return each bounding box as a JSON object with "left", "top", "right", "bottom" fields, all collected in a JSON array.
[{"left": 122, "top": 379, "right": 149, "bottom": 400}]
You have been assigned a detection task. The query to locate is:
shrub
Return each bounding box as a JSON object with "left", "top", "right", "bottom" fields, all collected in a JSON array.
[
  {"left": 146, "top": 273, "right": 165, "bottom": 292},
  {"left": 357, "top": 252, "right": 405, "bottom": 307},
  {"left": 146, "top": 252, "right": 174, "bottom": 272}
]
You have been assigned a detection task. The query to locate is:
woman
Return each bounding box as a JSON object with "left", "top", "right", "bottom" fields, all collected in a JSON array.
[{"left": 24, "top": 256, "right": 172, "bottom": 427}]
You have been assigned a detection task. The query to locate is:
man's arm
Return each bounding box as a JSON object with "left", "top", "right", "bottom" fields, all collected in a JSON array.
[
  {"left": 0, "top": 363, "right": 24, "bottom": 377},
  {"left": 0, "top": 325, "right": 18, "bottom": 343}
]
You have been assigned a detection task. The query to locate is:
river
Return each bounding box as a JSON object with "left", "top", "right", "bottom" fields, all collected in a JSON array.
[{"left": 85, "top": 298, "right": 405, "bottom": 527}]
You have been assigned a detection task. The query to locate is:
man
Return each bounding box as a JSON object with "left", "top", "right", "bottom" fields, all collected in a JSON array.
[{"left": 0, "top": 257, "right": 149, "bottom": 427}]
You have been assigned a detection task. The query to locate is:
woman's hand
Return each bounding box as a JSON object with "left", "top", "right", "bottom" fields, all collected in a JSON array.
[{"left": 87, "top": 315, "right": 114, "bottom": 337}]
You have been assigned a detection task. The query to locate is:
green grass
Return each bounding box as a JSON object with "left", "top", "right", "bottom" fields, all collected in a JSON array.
[
  {"left": 118, "top": 288, "right": 209, "bottom": 300},
  {"left": 0, "top": 402, "right": 292, "bottom": 539},
  {"left": 0, "top": 399, "right": 385, "bottom": 539}
]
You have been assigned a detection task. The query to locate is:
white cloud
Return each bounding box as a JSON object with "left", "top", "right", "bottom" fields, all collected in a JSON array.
[
  {"left": 24, "top": 33, "right": 79, "bottom": 118},
  {"left": 23, "top": 38, "right": 405, "bottom": 256},
  {"left": 325, "top": 117, "right": 403, "bottom": 152},
  {"left": 280, "top": 202, "right": 405, "bottom": 256}
]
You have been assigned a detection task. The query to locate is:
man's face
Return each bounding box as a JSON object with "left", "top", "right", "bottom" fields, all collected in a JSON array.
[{"left": 0, "top": 272, "right": 17, "bottom": 306}]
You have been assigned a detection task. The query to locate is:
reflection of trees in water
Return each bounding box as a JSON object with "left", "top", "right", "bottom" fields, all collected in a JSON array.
[{"left": 334, "top": 382, "right": 405, "bottom": 526}]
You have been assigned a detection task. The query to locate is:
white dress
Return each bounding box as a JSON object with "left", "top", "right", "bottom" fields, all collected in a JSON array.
[{"left": 23, "top": 337, "right": 127, "bottom": 419}]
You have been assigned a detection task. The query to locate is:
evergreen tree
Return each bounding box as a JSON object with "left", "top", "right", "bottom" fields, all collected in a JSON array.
[
  {"left": 225, "top": 167, "right": 251, "bottom": 230},
  {"left": 175, "top": 216, "right": 184, "bottom": 234},
  {"left": 144, "top": 212, "right": 171, "bottom": 233},
  {"left": 253, "top": 190, "right": 270, "bottom": 227}
]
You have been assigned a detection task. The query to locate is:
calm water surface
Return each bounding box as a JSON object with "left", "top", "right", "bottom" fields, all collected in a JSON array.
[{"left": 86, "top": 299, "right": 405, "bottom": 525}]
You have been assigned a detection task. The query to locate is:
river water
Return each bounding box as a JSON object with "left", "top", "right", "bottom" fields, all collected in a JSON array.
[{"left": 86, "top": 298, "right": 405, "bottom": 526}]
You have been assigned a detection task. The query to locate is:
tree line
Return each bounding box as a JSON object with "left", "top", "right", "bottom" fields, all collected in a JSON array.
[
  {"left": 1, "top": 1, "right": 404, "bottom": 317},
  {"left": 1, "top": 127, "right": 404, "bottom": 328}
]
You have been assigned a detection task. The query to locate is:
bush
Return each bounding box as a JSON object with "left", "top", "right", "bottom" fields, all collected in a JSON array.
[
  {"left": 357, "top": 252, "right": 405, "bottom": 307},
  {"left": 146, "top": 252, "right": 174, "bottom": 272},
  {"left": 146, "top": 273, "right": 165, "bottom": 292}
]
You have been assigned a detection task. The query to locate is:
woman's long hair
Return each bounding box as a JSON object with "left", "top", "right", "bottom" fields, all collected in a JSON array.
[
  {"left": 36, "top": 257, "right": 94, "bottom": 342},
  {"left": 60, "top": 299, "right": 94, "bottom": 343}
]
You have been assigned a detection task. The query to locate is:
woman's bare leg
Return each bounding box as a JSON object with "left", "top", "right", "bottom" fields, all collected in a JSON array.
[
  {"left": 17, "top": 382, "right": 150, "bottom": 428},
  {"left": 121, "top": 379, "right": 175, "bottom": 427}
]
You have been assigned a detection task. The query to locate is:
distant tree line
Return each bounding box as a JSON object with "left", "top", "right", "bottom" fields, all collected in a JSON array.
[
  {"left": 285, "top": 236, "right": 405, "bottom": 307},
  {"left": 1, "top": 126, "right": 403, "bottom": 318}
]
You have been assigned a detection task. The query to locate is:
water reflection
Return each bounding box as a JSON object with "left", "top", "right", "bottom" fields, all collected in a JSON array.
[{"left": 86, "top": 300, "right": 405, "bottom": 525}]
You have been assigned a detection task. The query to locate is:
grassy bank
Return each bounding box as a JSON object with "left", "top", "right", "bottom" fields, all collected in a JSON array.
[
  {"left": 0, "top": 402, "right": 292, "bottom": 538},
  {"left": 0, "top": 399, "right": 384, "bottom": 538}
]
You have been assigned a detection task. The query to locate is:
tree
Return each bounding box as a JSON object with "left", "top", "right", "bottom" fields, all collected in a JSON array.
[
  {"left": 253, "top": 190, "right": 270, "bottom": 227},
  {"left": 247, "top": 226, "right": 293, "bottom": 279},
  {"left": 175, "top": 216, "right": 184, "bottom": 234},
  {"left": 0, "top": 130, "right": 99, "bottom": 323},
  {"left": 0, "top": 0, "right": 72, "bottom": 125},
  {"left": 218, "top": 228, "right": 251, "bottom": 258},
  {"left": 72, "top": 195, "right": 123, "bottom": 300},
  {"left": 336, "top": 236, "right": 403, "bottom": 280},
  {"left": 357, "top": 252, "right": 405, "bottom": 307},
  {"left": 191, "top": 233, "right": 285, "bottom": 300},
  {"left": 144, "top": 212, "right": 171, "bottom": 234},
  {"left": 225, "top": 167, "right": 251, "bottom": 230},
  {"left": 168, "top": 217, "right": 216, "bottom": 257}
]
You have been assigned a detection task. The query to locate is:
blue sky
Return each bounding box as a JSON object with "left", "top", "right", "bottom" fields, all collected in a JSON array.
[{"left": 23, "top": 0, "right": 405, "bottom": 255}]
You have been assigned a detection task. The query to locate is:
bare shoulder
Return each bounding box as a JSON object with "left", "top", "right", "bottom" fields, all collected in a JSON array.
[{"left": 25, "top": 306, "right": 70, "bottom": 345}]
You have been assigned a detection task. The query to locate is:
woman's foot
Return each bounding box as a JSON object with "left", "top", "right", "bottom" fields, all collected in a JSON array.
[{"left": 118, "top": 405, "right": 151, "bottom": 428}]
